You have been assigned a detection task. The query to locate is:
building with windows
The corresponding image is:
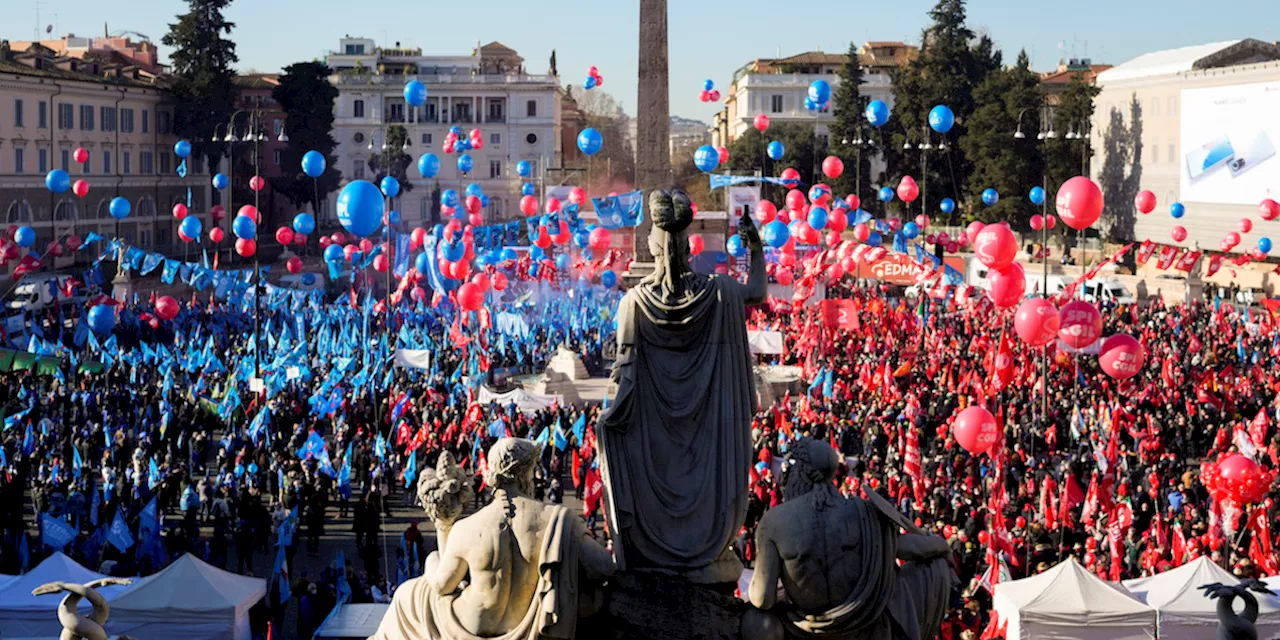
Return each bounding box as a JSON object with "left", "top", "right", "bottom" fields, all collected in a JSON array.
[
  {"left": 11, "top": 33, "right": 166, "bottom": 76},
  {"left": 325, "top": 38, "right": 561, "bottom": 227},
  {"left": 0, "top": 40, "right": 210, "bottom": 280}
]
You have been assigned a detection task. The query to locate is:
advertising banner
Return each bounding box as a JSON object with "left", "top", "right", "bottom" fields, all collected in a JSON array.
[{"left": 1180, "top": 81, "right": 1280, "bottom": 205}]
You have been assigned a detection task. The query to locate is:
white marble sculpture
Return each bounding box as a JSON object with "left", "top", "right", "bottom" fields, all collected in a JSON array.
[{"left": 33, "top": 577, "right": 133, "bottom": 640}]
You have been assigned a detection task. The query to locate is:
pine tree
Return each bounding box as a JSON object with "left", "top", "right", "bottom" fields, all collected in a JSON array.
[
  {"left": 162, "top": 0, "right": 238, "bottom": 170},
  {"left": 828, "top": 42, "right": 872, "bottom": 202},
  {"left": 962, "top": 51, "right": 1044, "bottom": 226},
  {"left": 368, "top": 125, "right": 414, "bottom": 194},
  {"left": 271, "top": 61, "right": 342, "bottom": 211}
]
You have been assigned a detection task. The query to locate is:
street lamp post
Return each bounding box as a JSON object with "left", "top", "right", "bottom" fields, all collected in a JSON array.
[{"left": 1014, "top": 104, "right": 1056, "bottom": 439}]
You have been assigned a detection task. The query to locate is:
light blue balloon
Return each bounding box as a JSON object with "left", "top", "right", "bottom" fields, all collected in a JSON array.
[
  {"left": 808, "top": 207, "right": 828, "bottom": 230},
  {"left": 584, "top": 75, "right": 597, "bottom": 90},
  {"left": 577, "top": 128, "right": 603, "bottom": 156},
  {"left": 45, "top": 169, "right": 70, "bottom": 194},
  {"left": 1029, "top": 186, "right": 1046, "bottom": 205},
  {"left": 940, "top": 198, "right": 956, "bottom": 213},
  {"left": 703, "top": 79, "right": 715, "bottom": 92},
  {"left": 325, "top": 244, "right": 344, "bottom": 263},
  {"left": 87, "top": 304, "right": 116, "bottom": 334},
  {"left": 804, "top": 96, "right": 818, "bottom": 112},
  {"left": 403, "top": 80, "right": 427, "bottom": 107},
  {"left": 380, "top": 175, "right": 401, "bottom": 198},
  {"left": 444, "top": 240, "right": 465, "bottom": 262},
  {"left": 555, "top": 254, "right": 571, "bottom": 270},
  {"left": 174, "top": 140, "right": 192, "bottom": 159},
  {"left": 878, "top": 186, "right": 894, "bottom": 203},
  {"left": 762, "top": 219, "right": 790, "bottom": 248},
  {"left": 414, "top": 252, "right": 429, "bottom": 273},
  {"left": 867, "top": 231, "right": 882, "bottom": 247},
  {"left": 521, "top": 182, "right": 536, "bottom": 197},
  {"left": 13, "top": 226, "right": 35, "bottom": 248},
  {"left": 501, "top": 248, "right": 518, "bottom": 263},
  {"left": 693, "top": 144, "right": 720, "bottom": 172},
  {"left": 109, "top": 197, "right": 131, "bottom": 220},
  {"left": 456, "top": 153, "right": 474, "bottom": 174},
  {"left": 232, "top": 215, "right": 257, "bottom": 240},
  {"left": 928, "top": 105, "right": 955, "bottom": 134},
  {"left": 1170, "top": 202, "right": 1185, "bottom": 219},
  {"left": 727, "top": 234, "right": 746, "bottom": 257},
  {"left": 982, "top": 188, "right": 999, "bottom": 206},
  {"left": 516, "top": 160, "right": 533, "bottom": 177},
  {"left": 248, "top": 463, "right": 259, "bottom": 474},
  {"left": 601, "top": 270, "right": 618, "bottom": 288},
  {"left": 865, "top": 100, "right": 890, "bottom": 127},
  {"left": 180, "top": 215, "right": 201, "bottom": 239},
  {"left": 293, "top": 213, "right": 315, "bottom": 235},
  {"left": 767, "top": 140, "right": 785, "bottom": 161},
  {"left": 212, "top": 173, "right": 229, "bottom": 190},
  {"left": 808, "top": 79, "right": 831, "bottom": 105},
  {"left": 417, "top": 153, "right": 440, "bottom": 178},
  {"left": 302, "top": 150, "right": 326, "bottom": 178},
  {"left": 449, "top": 126, "right": 463, "bottom": 136},
  {"left": 465, "top": 184, "right": 483, "bottom": 199},
  {"left": 442, "top": 189, "right": 460, "bottom": 208},
  {"left": 1261, "top": 237, "right": 1273, "bottom": 253},
  {"left": 388, "top": 210, "right": 401, "bottom": 226},
  {"left": 902, "top": 221, "right": 920, "bottom": 239},
  {"left": 336, "top": 180, "right": 384, "bottom": 237}
]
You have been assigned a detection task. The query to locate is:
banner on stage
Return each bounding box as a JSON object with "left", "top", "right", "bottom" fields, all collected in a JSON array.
[
  {"left": 747, "top": 330, "right": 784, "bottom": 355},
  {"left": 709, "top": 174, "right": 795, "bottom": 190},
  {"left": 393, "top": 349, "right": 433, "bottom": 369},
  {"left": 855, "top": 253, "right": 966, "bottom": 286}
]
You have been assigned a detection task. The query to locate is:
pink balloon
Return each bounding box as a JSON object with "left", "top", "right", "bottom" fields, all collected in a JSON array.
[
  {"left": 987, "top": 262, "right": 1026, "bottom": 309},
  {"left": 73, "top": 180, "right": 90, "bottom": 198},
  {"left": 822, "top": 156, "right": 844, "bottom": 179},
  {"left": 688, "top": 235, "right": 704, "bottom": 256},
  {"left": 1014, "top": 298, "right": 1061, "bottom": 347},
  {"left": 1260, "top": 199, "right": 1280, "bottom": 221},
  {"left": 1171, "top": 225, "right": 1187, "bottom": 243},
  {"left": 953, "top": 406, "right": 998, "bottom": 454},
  {"left": 973, "top": 224, "right": 1018, "bottom": 270},
  {"left": 786, "top": 189, "right": 807, "bottom": 212},
  {"left": 1226, "top": 232, "right": 1242, "bottom": 247},
  {"left": 1055, "top": 176, "right": 1105, "bottom": 230},
  {"left": 568, "top": 186, "right": 586, "bottom": 205},
  {"left": 173, "top": 203, "right": 188, "bottom": 220},
  {"left": 73, "top": 147, "right": 89, "bottom": 164},
  {"left": 965, "top": 221, "right": 986, "bottom": 244},
  {"left": 896, "top": 177, "right": 919, "bottom": 203},
  {"left": 1240, "top": 218, "right": 1254, "bottom": 234},
  {"left": 1030, "top": 214, "right": 1044, "bottom": 231},
  {"left": 589, "top": 227, "right": 612, "bottom": 251},
  {"left": 915, "top": 214, "right": 930, "bottom": 229},
  {"left": 276, "top": 227, "right": 295, "bottom": 245},
  {"left": 209, "top": 227, "right": 225, "bottom": 243},
  {"left": 1058, "top": 300, "right": 1102, "bottom": 349},
  {"left": 1098, "top": 334, "right": 1145, "bottom": 380},
  {"left": 1135, "top": 190, "right": 1156, "bottom": 214},
  {"left": 753, "top": 114, "right": 770, "bottom": 132},
  {"left": 756, "top": 200, "right": 777, "bottom": 225}
]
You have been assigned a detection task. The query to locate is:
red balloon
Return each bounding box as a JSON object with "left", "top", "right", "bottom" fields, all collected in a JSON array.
[
  {"left": 915, "top": 214, "right": 930, "bottom": 229},
  {"left": 65, "top": 235, "right": 81, "bottom": 251},
  {"left": 716, "top": 146, "right": 729, "bottom": 164},
  {"left": 1171, "top": 225, "right": 1187, "bottom": 243},
  {"left": 173, "top": 203, "right": 188, "bottom": 220},
  {"left": 987, "top": 263, "right": 1025, "bottom": 309},
  {"left": 1058, "top": 300, "right": 1103, "bottom": 348},
  {"left": 545, "top": 197, "right": 562, "bottom": 214},
  {"left": 177, "top": 230, "right": 191, "bottom": 243},
  {"left": 1098, "top": 334, "right": 1145, "bottom": 380},
  {"left": 1046, "top": 215, "right": 1056, "bottom": 230},
  {"left": 286, "top": 256, "right": 303, "bottom": 274},
  {"left": 1259, "top": 199, "right": 1280, "bottom": 221},
  {"left": 775, "top": 268, "right": 794, "bottom": 286},
  {"left": 73, "top": 147, "right": 89, "bottom": 164},
  {"left": 973, "top": 224, "right": 1018, "bottom": 270},
  {"left": 845, "top": 194, "right": 861, "bottom": 210},
  {"left": 953, "top": 406, "right": 998, "bottom": 454},
  {"left": 965, "top": 221, "right": 986, "bottom": 245},
  {"left": 235, "top": 238, "right": 257, "bottom": 257},
  {"left": 753, "top": 114, "right": 770, "bottom": 132},
  {"left": 688, "top": 235, "right": 705, "bottom": 256},
  {"left": 1014, "top": 298, "right": 1061, "bottom": 347},
  {"left": 372, "top": 254, "right": 389, "bottom": 273},
  {"left": 708, "top": 89, "right": 720, "bottom": 102},
  {"left": 785, "top": 189, "right": 807, "bottom": 212},
  {"left": 589, "top": 227, "right": 612, "bottom": 251},
  {"left": 410, "top": 227, "right": 428, "bottom": 250},
  {"left": 72, "top": 180, "right": 90, "bottom": 198},
  {"left": 1030, "top": 214, "right": 1044, "bottom": 231},
  {"left": 249, "top": 175, "right": 265, "bottom": 192},
  {"left": 359, "top": 238, "right": 374, "bottom": 253},
  {"left": 977, "top": 531, "right": 990, "bottom": 545},
  {"left": 209, "top": 227, "right": 225, "bottom": 243},
  {"left": 276, "top": 227, "right": 295, "bottom": 245},
  {"left": 457, "top": 282, "right": 485, "bottom": 311},
  {"left": 779, "top": 168, "right": 801, "bottom": 186},
  {"left": 568, "top": 186, "right": 586, "bottom": 205},
  {"left": 517, "top": 195, "right": 538, "bottom": 217},
  {"left": 822, "top": 156, "right": 844, "bottom": 179},
  {"left": 827, "top": 209, "right": 848, "bottom": 233},
  {"left": 1240, "top": 218, "right": 1254, "bottom": 234},
  {"left": 896, "top": 177, "right": 919, "bottom": 203},
  {"left": 1135, "top": 190, "right": 1156, "bottom": 214},
  {"left": 471, "top": 273, "right": 490, "bottom": 292},
  {"left": 331, "top": 232, "right": 346, "bottom": 245},
  {"left": 756, "top": 200, "right": 777, "bottom": 225},
  {"left": 1226, "top": 232, "right": 1242, "bottom": 247},
  {"left": 534, "top": 227, "right": 552, "bottom": 249},
  {"left": 1055, "top": 176, "right": 1104, "bottom": 230},
  {"left": 319, "top": 236, "right": 333, "bottom": 249},
  {"left": 344, "top": 244, "right": 359, "bottom": 261},
  {"left": 155, "top": 295, "right": 180, "bottom": 321},
  {"left": 853, "top": 223, "right": 871, "bottom": 243},
  {"left": 238, "top": 204, "right": 259, "bottom": 223},
  {"left": 468, "top": 213, "right": 483, "bottom": 227},
  {"left": 1218, "top": 454, "right": 1261, "bottom": 487}
]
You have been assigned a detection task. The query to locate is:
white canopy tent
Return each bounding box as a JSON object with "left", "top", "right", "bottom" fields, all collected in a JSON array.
[
  {"left": 993, "top": 557, "right": 1157, "bottom": 640},
  {"left": 0, "top": 552, "right": 133, "bottom": 639},
  {"left": 105, "top": 553, "right": 265, "bottom": 640},
  {"left": 1125, "top": 556, "right": 1280, "bottom": 639}
]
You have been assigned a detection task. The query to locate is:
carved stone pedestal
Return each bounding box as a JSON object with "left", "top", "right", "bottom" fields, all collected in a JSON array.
[{"left": 578, "top": 571, "right": 745, "bottom": 640}]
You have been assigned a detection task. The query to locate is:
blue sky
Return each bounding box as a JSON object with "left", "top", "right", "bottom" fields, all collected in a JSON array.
[{"left": 16, "top": 0, "right": 1279, "bottom": 121}]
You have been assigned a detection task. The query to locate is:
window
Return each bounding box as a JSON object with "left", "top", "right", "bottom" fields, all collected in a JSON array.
[
  {"left": 487, "top": 100, "right": 504, "bottom": 122},
  {"left": 38, "top": 149, "right": 47, "bottom": 173},
  {"left": 353, "top": 100, "right": 365, "bottom": 118},
  {"left": 101, "top": 106, "right": 116, "bottom": 132},
  {"left": 6, "top": 201, "right": 31, "bottom": 223},
  {"left": 489, "top": 160, "right": 502, "bottom": 179},
  {"left": 526, "top": 132, "right": 538, "bottom": 144},
  {"left": 103, "top": 151, "right": 111, "bottom": 174},
  {"left": 771, "top": 95, "right": 784, "bottom": 113},
  {"left": 80, "top": 105, "right": 94, "bottom": 131},
  {"left": 14, "top": 148, "right": 24, "bottom": 174},
  {"left": 61, "top": 149, "right": 69, "bottom": 171},
  {"left": 452, "top": 102, "right": 471, "bottom": 123},
  {"left": 1168, "top": 96, "right": 1177, "bottom": 117},
  {"left": 142, "top": 109, "right": 149, "bottom": 133},
  {"left": 353, "top": 159, "right": 365, "bottom": 180},
  {"left": 54, "top": 200, "right": 77, "bottom": 221},
  {"left": 13, "top": 99, "right": 22, "bottom": 127},
  {"left": 490, "top": 197, "right": 502, "bottom": 219},
  {"left": 345, "top": 43, "right": 365, "bottom": 54},
  {"left": 490, "top": 132, "right": 501, "bottom": 144},
  {"left": 160, "top": 153, "right": 170, "bottom": 175},
  {"left": 83, "top": 155, "right": 91, "bottom": 174},
  {"left": 121, "top": 108, "right": 134, "bottom": 133},
  {"left": 273, "top": 119, "right": 283, "bottom": 135},
  {"left": 1151, "top": 137, "right": 1159, "bottom": 164},
  {"left": 423, "top": 103, "right": 438, "bottom": 122},
  {"left": 388, "top": 102, "right": 405, "bottom": 123},
  {"left": 353, "top": 131, "right": 365, "bottom": 144},
  {"left": 57, "top": 103, "right": 74, "bottom": 129},
  {"left": 123, "top": 151, "right": 131, "bottom": 174},
  {"left": 421, "top": 132, "right": 432, "bottom": 145},
  {"left": 140, "top": 229, "right": 152, "bottom": 248},
  {"left": 140, "top": 151, "right": 153, "bottom": 174},
  {"left": 526, "top": 99, "right": 537, "bottom": 117},
  {"left": 159, "top": 111, "right": 171, "bottom": 134},
  {"left": 1151, "top": 98, "right": 1159, "bottom": 118},
  {"left": 38, "top": 101, "right": 47, "bottom": 128},
  {"left": 157, "top": 228, "right": 171, "bottom": 249},
  {"left": 274, "top": 149, "right": 283, "bottom": 166}
]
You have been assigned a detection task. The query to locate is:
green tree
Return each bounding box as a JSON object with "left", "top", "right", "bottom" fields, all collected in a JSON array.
[
  {"left": 725, "top": 123, "right": 817, "bottom": 207},
  {"left": 1043, "top": 72, "right": 1101, "bottom": 248},
  {"left": 163, "top": 0, "right": 238, "bottom": 172},
  {"left": 271, "top": 61, "right": 342, "bottom": 212},
  {"left": 828, "top": 42, "right": 873, "bottom": 202},
  {"left": 368, "top": 124, "right": 414, "bottom": 194},
  {"left": 1097, "top": 95, "right": 1143, "bottom": 242},
  {"left": 962, "top": 50, "right": 1044, "bottom": 226}
]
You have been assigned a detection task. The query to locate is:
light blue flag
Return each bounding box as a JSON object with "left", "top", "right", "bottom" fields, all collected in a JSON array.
[
  {"left": 248, "top": 405, "right": 271, "bottom": 440},
  {"left": 41, "top": 513, "right": 76, "bottom": 550},
  {"left": 3, "top": 405, "right": 32, "bottom": 431},
  {"left": 72, "top": 448, "right": 83, "bottom": 479},
  {"left": 273, "top": 544, "right": 291, "bottom": 602},
  {"left": 571, "top": 413, "right": 586, "bottom": 443},
  {"left": 402, "top": 450, "right": 417, "bottom": 487},
  {"left": 148, "top": 458, "right": 161, "bottom": 489},
  {"left": 553, "top": 421, "right": 568, "bottom": 452},
  {"left": 107, "top": 510, "right": 135, "bottom": 552},
  {"left": 487, "top": 417, "right": 506, "bottom": 439},
  {"left": 533, "top": 426, "right": 549, "bottom": 446}
]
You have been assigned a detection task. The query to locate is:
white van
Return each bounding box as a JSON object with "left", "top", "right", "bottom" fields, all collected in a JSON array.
[
  {"left": 1081, "top": 278, "right": 1137, "bottom": 305},
  {"left": 1024, "top": 273, "right": 1073, "bottom": 297},
  {"left": 5, "top": 274, "right": 86, "bottom": 311}
]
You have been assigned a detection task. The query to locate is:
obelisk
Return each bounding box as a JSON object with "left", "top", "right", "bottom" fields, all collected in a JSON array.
[{"left": 623, "top": 0, "right": 670, "bottom": 284}]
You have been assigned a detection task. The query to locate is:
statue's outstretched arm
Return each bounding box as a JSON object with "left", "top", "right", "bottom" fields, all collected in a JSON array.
[
  {"left": 429, "top": 548, "right": 469, "bottom": 595},
  {"left": 579, "top": 534, "right": 617, "bottom": 580},
  {"left": 739, "top": 213, "right": 767, "bottom": 305},
  {"left": 748, "top": 527, "right": 782, "bottom": 610},
  {"left": 896, "top": 533, "right": 951, "bottom": 563}
]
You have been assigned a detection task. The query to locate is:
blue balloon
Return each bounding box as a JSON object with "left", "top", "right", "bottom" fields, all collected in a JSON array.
[
  {"left": 865, "top": 100, "right": 890, "bottom": 127},
  {"left": 1029, "top": 186, "right": 1046, "bottom": 205},
  {"left": 417, "top": 153, "right": 440, "bottom": 178},
  {"left": 727, "top": 234, "right": 746, "bottom": 257},
  {"left": 767, "top": 140, "right": 785, "bottom": 161},
  {"left": 878, "top": 186, "right": 895, "bottom": 203},
  {"left": 174, "top": 140, "right": 192, "bottom": 159},
  {"left": 521, "top": 182, "right": 536, "bottom": 196},
  {"left": 449, "top": 126, "right": 463, "bottom": 137},
  {"left": 574, "top": 231, "right": 590, "bottom": 249},
  {"left": 808, "top": 207, "right": 828, "bottom": 230},
  {"left": 703, "top": 79, "right": 715, "bottom": 92},
  {"left": 808, "top": 79, "right": 831, "bottom": 105},
  {"left": 555, "top": 254, "right": 571, "bottom": 270},
  {"left": 414, "top": 252, "right": 429, "bottom": 273},
  {"left": 982, "top": 188, "right": 1000, "bottom": 206},
  {"left": 432, "top": 224, "right": 444, "bottom": 238},
  {"left": 867, "top": 231, "right": 882, "bottom": 247},
  {"left": 336, "top": 180, "right": 385, "bottom": 237},
  {"left": 516, "top": 160, "right": 533, "bottom": 177},
  {"left": 1261, "top": 237, "right": 1273, "bottom": 253},
  {"left": 693, "top": 144, "right": 720, "bottom": 172},
  {"left": 940, "top": 197, "right": 956, "bottom": 213},
  {"left": 501, "top": 248, "right": 518, "bottom": 263},
  {"left": 442, "top": 189, "right": 460, "bottom": 208},
  {"left": 584, "top": 75, "right": 597, "bottom": 90},
  {"left": 1170, "top": 202, "right": 1185, "bottom": 219},
  {"left": 902, "top": 221, "right": 920, "bottom": 239},
  {"left": 444, "top": 240, "right": 465, "bottom": 262},
  {"left": 300, "top": 273, "right": 316, "bottom": 286},
  {"left": 180, "top": 215, "right": 202, "bottom": 239},
  {"left": 804, "top": 96, "right": 818, "bottom": 112},
  {"left": 248, "top": 463, "right": 259, "bottom": 474},
  {"left": 109, "top": 197, "right": 131, "bottom": 220},
  {"left": 531, "top": 246, "right": 546, "bottom": 262},
  {"left": 457, "top": 153, "right": 474, "bottom": 174},
  {"left": 403, "top": 80, "right": 427, "bottom": 107},
  {"left": 380, "top": 176, "right": 401, "bottom": 198},
  {"left": 13, "top": 226, "right": 35, "bottom": 248},
  {"left": 457, "top": 137, "right": 472, "bottom": 151},
  {"left": 45, "top": 169, "right": 70, "bottom": 194},
  {"left": 577, "top": 128, "right": 603, "bottom": 155},
  {"left": 232, "top": 215, "right": 257, "bottom": 240},
  {"left": 388, "top": 210, "right": 401, "bottom": 226},
  {"left": 928, "top": 105, "right": 955, "bottom": 134},
  {"left": 301, "top": 151, "right": 326, "bottom": 178},
  {"left": 234, "top": 464, "right": 244, "bottom": 477},
  {"left": 480, "top": 194, "right": 490, "bottom": 208},
  {"left": 212, "top": 173, "right": 229, "bottom": 190},
  {"left": 293, "top": 213, "right": 316, "bottom": 235},
  {"left": 325, "top": 244, "right": 344, "bottom": 263},
  {"left": 465, "top": 184, "right": 483, "bottom": 199},
  {"left": 601, "top": 270, "right": 618, "bottom": 288},
  {"left": 763, "top": 219, "right": 790, "bottom": 248},
  {"left": 87, "top": 304, "right": 116, "bottom": 334}
]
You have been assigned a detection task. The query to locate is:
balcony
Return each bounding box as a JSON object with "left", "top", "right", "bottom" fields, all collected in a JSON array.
[
  {"left": 486, "top": 114, "right": 506, "bottom": 124},
  {"left": 330, "top": 72, "right": 557, "bottom": 87}
]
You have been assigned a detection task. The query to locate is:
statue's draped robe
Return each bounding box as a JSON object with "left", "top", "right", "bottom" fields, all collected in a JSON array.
[{"left": 597, "top": 274, "right": 756, "bottom": 575}]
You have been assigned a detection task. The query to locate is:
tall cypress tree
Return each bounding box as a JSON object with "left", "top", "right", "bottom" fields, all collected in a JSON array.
[
  {"left": 162, "top": 0, "right": 238, "bottom": 171},
  {"left": 828, "top": 42, "right": 871, "bottom": 202},
  {"left": 271, "top": 61, "right": 342, "bottom": 210}
]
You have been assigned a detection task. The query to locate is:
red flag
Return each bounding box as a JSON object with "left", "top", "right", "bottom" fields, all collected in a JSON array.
[
  {"left": 1136, "top": 239, "right": 1157, "bottom": 266},
  {"left": 990, "top": 331, "right": 1014, "bottom": 391},
  {"left": 1171, "top": 524, "right": 1187, "bottom": 567},
  {"left": 1082, "top": 475, "right": 1100, "bottom": 526},
  {"left": 820, "top": 299, "right": 858, "bottom": 330},
  {"left": 1156, "top": 245, "right": 1184, "bottom": 270},
  {"left": 1251, "top": 409, "right": 1269, "bottom": 449},
  {"left": 1207, "top": 253, "right": 1226, "bottom": 277},
  {"left": 11, "top": 253, "right": 42, "bottom": 280},
  {"left": 1175, "top": 250, "right": 1202, "bottom": 273},
  {"left": 1058, "top": 475, "right": 1086, "bottom": 527},
  {"left": 1108, "top": 506, "right": 1124, "bottom": 580},
  {"left": 583, "top": 466, "right": 604, "bottom": 516},
  {"left": 904, "top": 425, "right": 923, "bottom": 504},
  {"left": 1250, "top": 507, "right": 1279, "bottom": 575}
]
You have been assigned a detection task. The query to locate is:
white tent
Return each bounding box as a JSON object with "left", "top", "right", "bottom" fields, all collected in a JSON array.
[
  {"left": 315, "top": 603, "right": 391, "bottom": 639},
  {"left": 0, "top": 552, "right": 133, "bottom": 639},
  {"left": 1125, "top": 557, "right": 1280, "bottom": 639},
  {"left": 993, "top": 557, "right": 1157, "bottom": 640},
  {"left": 105, "top": 553, "right": 266, "bottom": 640}
]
